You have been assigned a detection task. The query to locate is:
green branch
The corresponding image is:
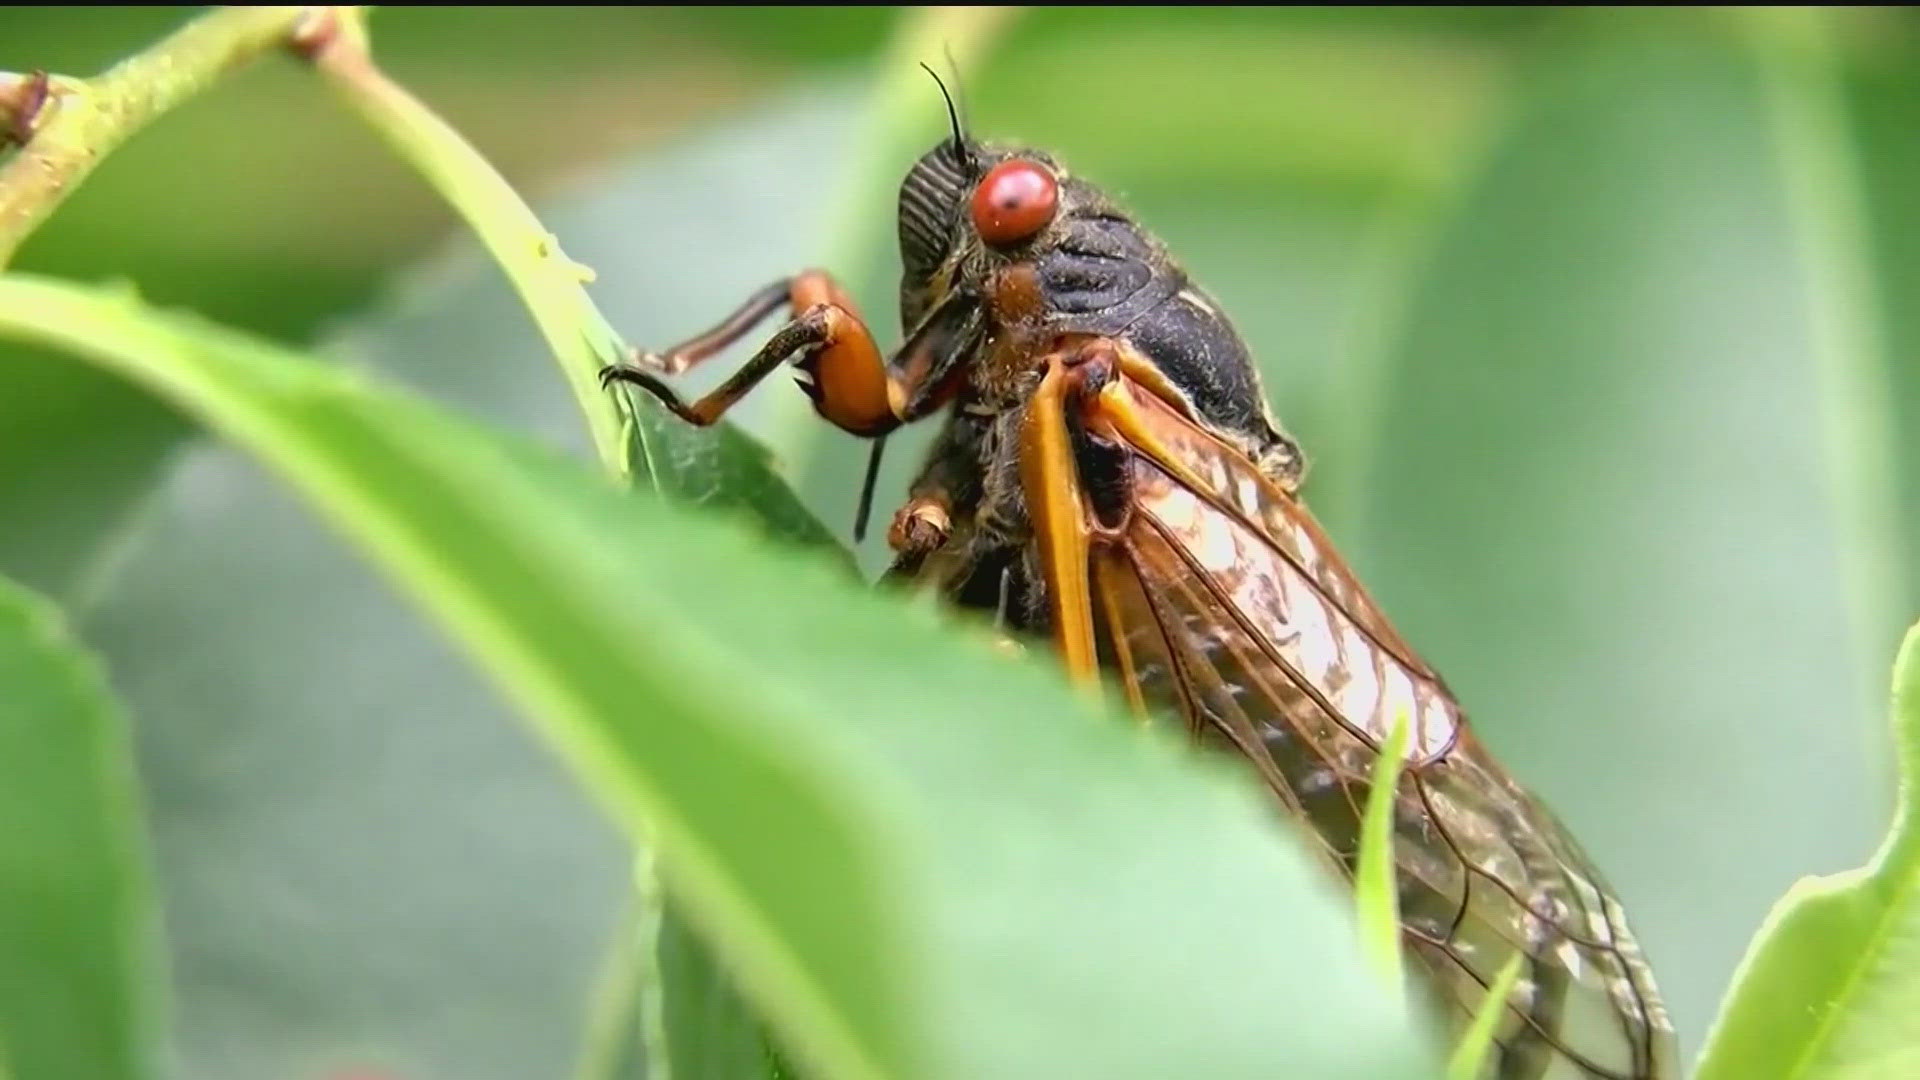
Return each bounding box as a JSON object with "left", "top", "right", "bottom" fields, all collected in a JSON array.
[
  {"left": 296, "top": 7, "right": 632, "bottom": 477},
  {"left": 0, "top": 6, "right": 317, "bottom": 265},
  {"left": 0, "top": 3, "right": 635, "bottom": 476}
]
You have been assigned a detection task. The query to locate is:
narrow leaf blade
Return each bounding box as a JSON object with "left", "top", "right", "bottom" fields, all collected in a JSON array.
[
  {"left": 1355, "top": 708, "right": 1410, "bottom": 989},
  {"left": 1693, "top": 622, "right": 1920, "bottom": 1080},
  {"left": 1446, "top": 953, "right": 1526, "bottom": 1080}
]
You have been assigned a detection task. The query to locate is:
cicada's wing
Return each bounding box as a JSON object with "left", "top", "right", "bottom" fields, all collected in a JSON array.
[{"left": 1075, "top": 363, "right": 1677, "bottom": 1080}]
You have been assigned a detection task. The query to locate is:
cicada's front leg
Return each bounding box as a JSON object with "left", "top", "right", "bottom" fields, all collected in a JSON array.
[
  {"left": 601, "top": 271, "right": 989, "bottom": 440},
  {"left": 605, "top": 272, "right": 992, "bottom": 543},
  {"left": 599, "top": 270, "right": 898, "bottom": 437}
]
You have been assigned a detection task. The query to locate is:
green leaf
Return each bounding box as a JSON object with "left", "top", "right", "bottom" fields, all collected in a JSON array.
[
  {"left": 1445, "top": 954, "right": 1525, "bottom": 1080},
  {"left": 0, "top": 273, "right": 1434, "bottom": 1079},
  {"left": 1691, "top": 622, "right": 1920, "bottom": 1080},
  {"left": 0, "top": 573, "right": 161, "bottom": 1080},
  {"left": 621, "top": 400, "right": 839, "bottom": 553},
  {"left": 1354, "top": 708, "right": 1409, "bottom": 989}
]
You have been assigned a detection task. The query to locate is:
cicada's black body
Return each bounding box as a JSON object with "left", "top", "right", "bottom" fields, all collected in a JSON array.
[{"left": 605, "top": 103, "right": 1679, "bottom": 1080}]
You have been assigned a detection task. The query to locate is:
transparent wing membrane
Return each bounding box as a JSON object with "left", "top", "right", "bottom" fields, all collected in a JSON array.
[{"left": 1079, "top": 370, "right": 1676, "bottom": 1080}]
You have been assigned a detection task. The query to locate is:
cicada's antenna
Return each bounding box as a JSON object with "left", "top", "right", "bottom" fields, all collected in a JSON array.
[{"left": 918, "top": 61, "right": 975, "bottom": 173}]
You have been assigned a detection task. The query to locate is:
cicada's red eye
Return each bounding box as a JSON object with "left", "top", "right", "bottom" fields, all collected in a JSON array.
[{"left": 970, "top": 158, "right": 1058, "bottom": 248}]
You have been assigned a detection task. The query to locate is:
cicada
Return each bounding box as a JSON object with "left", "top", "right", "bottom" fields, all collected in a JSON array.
[{"left": 601, "top": 78, "right": 1678, "bottom": 1079}]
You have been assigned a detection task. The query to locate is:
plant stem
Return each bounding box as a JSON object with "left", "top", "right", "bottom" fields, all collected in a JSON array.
[
  {"left": 0, "top": 6, "right": 316, "bottom": 265},
  {"left": 299, "top": 7, "right": 631, "bottom": 477}
]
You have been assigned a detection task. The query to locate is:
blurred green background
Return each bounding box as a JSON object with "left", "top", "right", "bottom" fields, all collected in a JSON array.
[{"left": 3, "top": 6, "right": 1916, "bottom": 1077}]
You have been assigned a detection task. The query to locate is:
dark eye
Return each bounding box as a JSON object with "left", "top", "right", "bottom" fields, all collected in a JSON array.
[{"left": 970, "top": 159, "right": 1058, "bottom": 248}]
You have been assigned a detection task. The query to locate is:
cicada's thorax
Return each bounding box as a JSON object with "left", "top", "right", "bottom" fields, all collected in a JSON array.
[
  {"left": 963, "top": 178, "right": 1288, "bottom": 447},
  {"left": 910, "top": 173, "right": 1302, "bottom": 626}
]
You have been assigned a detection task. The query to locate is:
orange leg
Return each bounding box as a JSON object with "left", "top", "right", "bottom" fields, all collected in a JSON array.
[
  {"left": 599, "top": 269, "right": 895, "bottom": 436},
  {"left": 887, "top": 494, "right": 952, "bottom": 557},
  {"left": 633, "top": 278, "right": 792, "bottom": 376},
  {"left": 601, "top": 307, "right": 837, "bottom": 426}
]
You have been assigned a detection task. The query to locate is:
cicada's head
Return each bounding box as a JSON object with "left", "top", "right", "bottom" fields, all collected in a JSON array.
[{"left": 895, "top": 67, "right": 1067, "bottom": 331}]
